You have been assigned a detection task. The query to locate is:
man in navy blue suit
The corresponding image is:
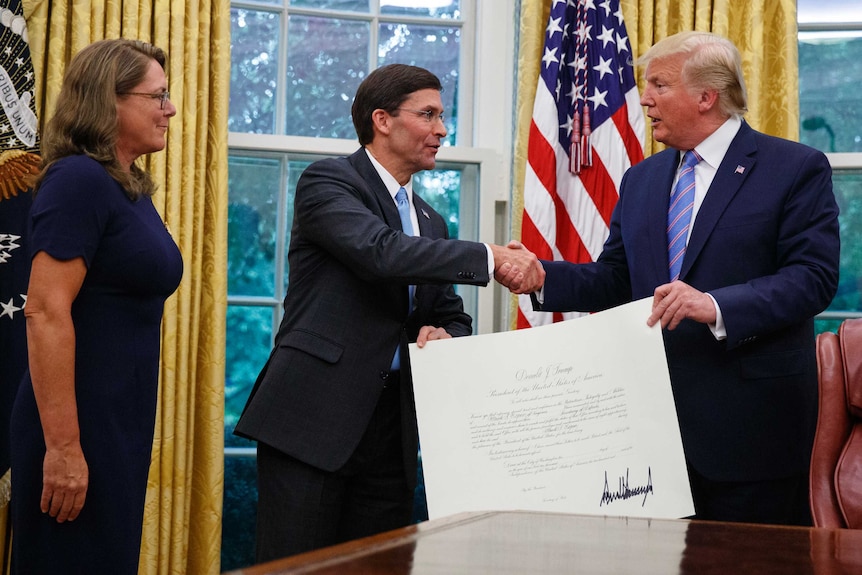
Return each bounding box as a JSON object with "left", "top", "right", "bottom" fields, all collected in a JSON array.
[{"left": 505, "top": 31, "right": 840, "bottom": 525}]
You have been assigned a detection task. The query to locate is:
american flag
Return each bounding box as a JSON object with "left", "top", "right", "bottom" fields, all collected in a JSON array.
[{"left": 518, "top": 0, "right": 644, "bottom": 328}]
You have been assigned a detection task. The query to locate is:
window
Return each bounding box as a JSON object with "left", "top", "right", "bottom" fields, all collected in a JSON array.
[
  {"left": 230, "top": 0, "right": 466, "bottom": 143},
  {"left": 798, "top": 0, "right": 862, "bottom": 332},
  {"left": 222, "top": 1, "right": 514, "bottom": 569}
]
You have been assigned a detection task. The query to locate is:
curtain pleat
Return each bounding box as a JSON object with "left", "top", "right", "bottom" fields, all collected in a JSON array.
[{"left": 22, "top": 1, "right": 229, "bottom": 573}]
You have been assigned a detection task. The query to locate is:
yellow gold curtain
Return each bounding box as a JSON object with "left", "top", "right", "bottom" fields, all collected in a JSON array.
[
  {"left": 21, "top": 1, "right": 229, "bottom": 574},
  {"left": 510, "top": 0, "right": 798, "bottom": 325}
]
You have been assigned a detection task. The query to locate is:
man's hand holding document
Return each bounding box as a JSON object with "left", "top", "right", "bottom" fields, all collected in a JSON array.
[{"left": 409, "top": 298, "right": 695, "bottom": 520}]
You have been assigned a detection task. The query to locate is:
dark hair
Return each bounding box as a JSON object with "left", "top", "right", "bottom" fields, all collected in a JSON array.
[
  {"left": 36, "top": 38, "right": 168, "bottom": 199},
  {"left": 351, "top": 64, "right": 443, "bottom": 146}
]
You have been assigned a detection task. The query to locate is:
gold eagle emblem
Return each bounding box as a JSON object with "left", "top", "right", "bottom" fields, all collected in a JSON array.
[{"left": 0, "top": 149, "right": 40, "bottom": 201}]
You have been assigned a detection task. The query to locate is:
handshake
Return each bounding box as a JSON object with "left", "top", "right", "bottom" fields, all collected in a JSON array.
[{"left": 490, "top": 241, "right": 546, "bottom": 294}]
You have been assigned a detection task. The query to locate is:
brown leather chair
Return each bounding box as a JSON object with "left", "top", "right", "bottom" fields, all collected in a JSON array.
[{"left": 810, "top": 318, "right": 862, "bottom": 528}]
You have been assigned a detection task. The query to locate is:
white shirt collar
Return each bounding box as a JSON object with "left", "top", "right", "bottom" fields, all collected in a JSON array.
[
  {"left": 364, "top": 148, "right": 413, "bottom": 202},
  {"left": 687, "top": 115, "right": 743, "bottom": 169}
]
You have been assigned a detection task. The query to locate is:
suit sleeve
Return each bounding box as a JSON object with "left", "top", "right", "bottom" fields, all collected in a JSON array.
[
  {"left": 294, "top": 159, "right": 490, "bottom": 287},
  {"left": 710, "top": 148, "right": 839, "bottom": 349},
  {"left": 406, "top": 197, "right": 473, "bottom": 339}
]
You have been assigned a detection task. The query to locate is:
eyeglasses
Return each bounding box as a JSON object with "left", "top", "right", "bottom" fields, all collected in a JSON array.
[
  {"left": 118, "top": 91, "right": 171, "bottom": 110},
  {"left": 396, "top": 108, "right": 445, "bottom": 124}
]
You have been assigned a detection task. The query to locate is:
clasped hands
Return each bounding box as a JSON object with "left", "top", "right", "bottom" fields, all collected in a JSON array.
[
  {"left": 413, "top": 243, "right": 543, "bottom": 349},
  {"left": 491, "top": 241, "right": 545, "bottom": 294},
  {"left": 491, "top": 242, "right": 716, "bottom": 331}
]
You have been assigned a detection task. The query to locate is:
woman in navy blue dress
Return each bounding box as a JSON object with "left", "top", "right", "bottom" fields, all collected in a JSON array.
[{"left": 10, "top": 39, "right": 182, "bottom": 574}]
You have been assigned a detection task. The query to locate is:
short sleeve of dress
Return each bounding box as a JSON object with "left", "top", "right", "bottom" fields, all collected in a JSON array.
[{"left": 29, "top": 156, "right": 119, "bottom": 267}]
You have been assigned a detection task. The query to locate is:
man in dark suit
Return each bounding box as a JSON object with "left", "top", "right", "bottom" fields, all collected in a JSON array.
[
  {"left": 504, "top": 31, "right": 840, "bottom": 525},
  {"left": 235, "top": 64, "right": 544, "bottom": 561}
]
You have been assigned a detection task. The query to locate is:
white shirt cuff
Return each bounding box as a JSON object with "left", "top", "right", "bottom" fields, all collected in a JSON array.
[{"left": 706, "top": 292, "right": 726, "bottom": 340}]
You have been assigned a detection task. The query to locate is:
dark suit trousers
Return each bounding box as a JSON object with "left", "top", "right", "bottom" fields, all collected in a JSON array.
[
  {"left": 254, "top": 374, "right": 414, "bottom": 562},
  {"left": 687, "top": 464, "right": 812, "bottom": 526}
]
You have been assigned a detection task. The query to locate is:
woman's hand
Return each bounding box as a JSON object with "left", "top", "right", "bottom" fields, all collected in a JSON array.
[{"left": 41, "top": 443, "right": 89, "bottom": 522}]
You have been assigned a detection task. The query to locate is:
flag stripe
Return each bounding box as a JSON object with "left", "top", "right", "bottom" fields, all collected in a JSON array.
[
  {"left": 527, "top": 119, "right": 559, "bottom": 200},
  {"left": 555, "top": 158, "right": 605, "bottom": 261},
  {"left": 522, "top": 164, "right": 557, "bottom": 258},
  {"left": 613, "top": 95, "right": 646, "bottom": 167},
  {"left": 574, "top": 139, "right": 617, "bottom": 227},
  {"left": 520, "top": 209, "right": 554, "bottom": 262}
]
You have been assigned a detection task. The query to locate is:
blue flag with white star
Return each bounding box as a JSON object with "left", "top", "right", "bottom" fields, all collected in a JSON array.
[{"left": 0, "top": 0, "right": 40, "bottom": 487}]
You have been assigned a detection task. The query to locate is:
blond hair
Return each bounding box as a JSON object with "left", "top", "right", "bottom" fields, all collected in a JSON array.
[{"left": 637, "top": 31, "right": 747, "bottom": 117}]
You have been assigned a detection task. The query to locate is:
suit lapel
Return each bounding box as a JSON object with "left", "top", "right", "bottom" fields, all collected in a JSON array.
[
  {"left": 411, "top": 194, "right": 440, "bottom": 303},
  {"left": 348, "top": 148, "right": 403, "bottom": 230},
  {"left": 349, "top": 148, "right": 414, "bottom": 309},
  {"left": 681, "top": 123, "right": 756, "bottom": 278}
]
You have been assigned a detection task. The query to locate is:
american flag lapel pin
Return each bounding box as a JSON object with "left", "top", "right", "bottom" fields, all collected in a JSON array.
[{"left": 734, "top": 165, "right": 745, "bottom": 174}]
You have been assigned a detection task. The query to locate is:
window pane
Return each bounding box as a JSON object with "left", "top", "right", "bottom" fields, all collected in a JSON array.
[
  {"left": 378, "top": 23, "right": 460, "bottom": 144},
  {"left": 815, "top": 318, "right": 843, "bottom": 335},
  {"left": 413, "top": 169, "right": 461, "bottom": 238},
  {"left": 798, "top": 33, "right": 862, "bottom": 153},
  {"left": 412, "top": 165, "right": 479, "bottom": 322},
  {"left": 290, "top": 0, "right": 370, "bottom": 11},
  {"left": 225, "top": 305, "right": 274, "bottom": 444},
  {"left": 230, "top": 9, "right": 280, "bottom": 134},
  {"left": 286, "top": 16, "right": 369, "bottom": 138},
  {"left": 221, "top": 456, "right": 257, "bottom": 571},
  {"left": 798, "top": 0, "right": 862, "bottom": 25},
  {"left": 228, "top": 156, "right": 281, "bottom": 297},
  {"left": 381, "top": 0, "right": 461, "bottom": 19},
  {"left": 829, "top": 170, "right": 862, "bottom": 313}
]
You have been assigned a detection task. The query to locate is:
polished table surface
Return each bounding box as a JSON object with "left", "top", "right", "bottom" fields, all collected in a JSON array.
[{"left": 223, "top": 511, "right": 862, "bottom": 574}]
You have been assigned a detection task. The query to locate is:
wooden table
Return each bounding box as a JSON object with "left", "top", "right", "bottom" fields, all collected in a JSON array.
[{"left": 223, "top": 511, "right": 862, "bottom": 574}]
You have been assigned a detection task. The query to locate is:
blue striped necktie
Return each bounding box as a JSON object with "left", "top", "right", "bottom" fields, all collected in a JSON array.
[
  {"left": 667, "top": 150, "right": 701, "bottom": 282},
  {"left": 391, "top": 187, "right": 414, "bottom": 370}
]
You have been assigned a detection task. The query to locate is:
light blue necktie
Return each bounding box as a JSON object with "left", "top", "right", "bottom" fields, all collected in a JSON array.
[
  {"left": 667, "top": 150, "right": 700, "bottom": 282},
  {"left": 391, "top": 187, "right": 415, "bottom": 370}
]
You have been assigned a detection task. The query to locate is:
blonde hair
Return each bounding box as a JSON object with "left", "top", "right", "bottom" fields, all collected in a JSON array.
[
  {"left": 637, "top": 31, "right": 747, "bottom": 117},
  {"left": 36, "top": 38, "right": 167, "bottom": 199}
]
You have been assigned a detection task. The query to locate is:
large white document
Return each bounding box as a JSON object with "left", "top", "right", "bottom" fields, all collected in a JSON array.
[{"left": 409, "top": 298, "right": 695, "bottom": 520}]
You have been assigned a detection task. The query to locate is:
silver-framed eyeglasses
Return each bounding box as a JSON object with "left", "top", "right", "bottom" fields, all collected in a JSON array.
[
  {"left": 118, "top": 90, "right": 171, "bottom": 110},
  {"left": 396, "top": 108, "right": 445, "bottom": 124}
]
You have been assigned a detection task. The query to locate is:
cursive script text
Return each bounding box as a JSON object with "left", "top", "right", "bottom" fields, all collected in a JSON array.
[{"left": 599, "top": 467, "right": 653, "bottom": 507}]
